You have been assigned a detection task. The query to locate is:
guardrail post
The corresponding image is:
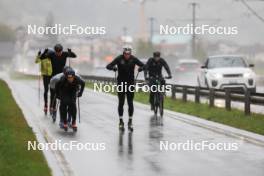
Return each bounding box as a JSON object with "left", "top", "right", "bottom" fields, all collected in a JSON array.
[
  {"left": 195, "top": 87, "right": 200, "bottom": 103},
  {"left": 209, "top": 88, "right": 215, "bottom": 107},
  {"left": 244, "top": 89, "right": 251, "bottom": 116},
  {"left": 171, "top": 85, "right": 176, "bottom": 99},
  {"left": 182, "top": 87, "right": 187, "bottom": 102},
  {"left": 225, "top": 89, "right": 231, "bottom": 111}
]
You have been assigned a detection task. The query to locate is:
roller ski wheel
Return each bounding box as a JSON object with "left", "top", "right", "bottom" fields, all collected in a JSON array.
[
  {"left": 119, "top": 120, "right": 125, "bottom": 132},
  {"left": 72, "top": 126, "right": 77, "bottom": 132},
  {"left": 71, "top": 123, "right": 77, "bottom": 132},
  {"left": 128, "top": 122, "right": 133, "bottom": 132}
]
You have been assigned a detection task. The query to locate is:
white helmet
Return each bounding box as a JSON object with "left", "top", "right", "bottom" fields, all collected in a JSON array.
[{"left": 123, "top": 45, "right": 132, "bottom": 54}]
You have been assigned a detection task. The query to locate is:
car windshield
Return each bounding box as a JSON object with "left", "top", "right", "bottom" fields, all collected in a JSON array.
[
  {"left": 180, "top": 63, "right": 199, "bottom": 68},
  {"left": 207, "top": 57, "right": 247, "bottom": 69}
]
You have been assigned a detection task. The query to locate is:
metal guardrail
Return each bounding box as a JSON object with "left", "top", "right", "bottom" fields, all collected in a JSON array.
[{"left": 81, "top": 75, "right": 264, "bottom": 116}]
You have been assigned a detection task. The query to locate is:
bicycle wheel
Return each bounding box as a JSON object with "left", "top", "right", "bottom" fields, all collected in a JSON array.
[
  {"left": 159, "top": 94, "right": 164, "bottom": 117},
  {"left": 154, "top": 93, "right": 158, "bottom": 115}
]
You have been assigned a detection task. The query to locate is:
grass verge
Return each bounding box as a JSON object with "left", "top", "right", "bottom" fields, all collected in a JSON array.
[
  {"left": 86, "top": 82, "right": 264, "bottom": 135},
  {"left": 0, "top": 79, "right": 51, "bottom": 176}
]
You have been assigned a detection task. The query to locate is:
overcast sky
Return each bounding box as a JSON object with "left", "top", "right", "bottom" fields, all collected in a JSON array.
[{"left": 0, "top": 0, "right": 264, "bottom": 45}]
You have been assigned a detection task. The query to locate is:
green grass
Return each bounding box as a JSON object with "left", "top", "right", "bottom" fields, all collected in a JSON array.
[
  {"left": 87, "top": 82, "right": 264, "bottom": 135},
  {"left": 0, "top": 79, "right": 51, "bottom": 176}
]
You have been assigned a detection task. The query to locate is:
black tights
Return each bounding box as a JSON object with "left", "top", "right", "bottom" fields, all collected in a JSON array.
[
  {"left": 118, "top": 91, "right": 134, "bottom": 117},
  {"left": 43, "top": 76, "right": 51, "bottom": 107},
  {"left": 60, "top": 101, "right": 77, "bottom": 124}
]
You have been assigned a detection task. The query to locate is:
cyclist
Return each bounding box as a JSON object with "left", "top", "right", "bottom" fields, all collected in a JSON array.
[
  {"left": 35, "top": 50, "right": 52, "bottom": 115},
  {"left": 55, "top": 68, "right": 85, "bottom": 131},
  {"left": 41, "top": 44, "right": 77, "bottom": 114},
  {"left": 106, "top": 46, "right": 144, "bottom": 131},
  {"left": 144, "top": 51, "right": 172, "bottom": 110}
]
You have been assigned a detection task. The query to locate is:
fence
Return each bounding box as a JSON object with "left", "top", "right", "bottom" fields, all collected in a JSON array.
[{"left": 81, "top": 75, "right": 264, "bottom": 116}]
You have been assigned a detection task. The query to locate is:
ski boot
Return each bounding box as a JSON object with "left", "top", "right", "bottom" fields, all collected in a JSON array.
[
  {"left": 119, "top": 119, "right": 125, "bottom": 132},
  {"left": 63, "top": 123, "right": 68, "bottom": 132},
  {"left": 128, "top": 120, "right": 133, "bottom": 132},
  {"left": 72, "top": 123, "right": 77, "bottom": 132}
]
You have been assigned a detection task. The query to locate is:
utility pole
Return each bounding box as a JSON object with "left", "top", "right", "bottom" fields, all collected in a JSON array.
[
  {"left": 190, "top": 2, "right": 199, "bottom": 58},
  {"left": 149, "top": 17, "right": 155, "bottom": 45},
  {"left": 123, "top": 26, "right": 128, "bottom": 37}
]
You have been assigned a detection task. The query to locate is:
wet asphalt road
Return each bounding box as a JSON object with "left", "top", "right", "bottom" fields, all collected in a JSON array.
[{"left": 7, "top": 78, "right": 264, "bottom": 176}]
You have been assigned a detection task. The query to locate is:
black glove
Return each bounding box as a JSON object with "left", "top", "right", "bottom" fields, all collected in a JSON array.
[
  {"left": 138, "top": 67, "right": 144, "bottom": 72},
  {"left": 38, "top": 50, "right": 41, "bottom": 56},
  {"left": 68, "top": 48, "right": 72, "bottom": 53},
  {"left": 166, "top": 75, "right": 172, "bottom": 79},
  {"left": 44, "top": 48, "right": 48, "bottom": 54},
  {"left": 112, "top": 67, "right": 117, "bottom": 72},
  {"left": 77, "top": 92, "right": 82, "bottom": 97},
  {"left": 56, "top": 94, "right": 61, "bottom": 100}
]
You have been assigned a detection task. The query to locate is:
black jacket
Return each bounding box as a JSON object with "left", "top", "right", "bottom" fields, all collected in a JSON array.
[
  {"left": 41, "top": 50, "right": 77, "bottom": 76},
  {"left": 144, "top": 58, "right": 171, "bottom": 78},
  {"left": 106, "top": 55, "right": 144, "bottom": 83},
  {"left": 55, "top": 75, "right": 85, "bottom": 103}
]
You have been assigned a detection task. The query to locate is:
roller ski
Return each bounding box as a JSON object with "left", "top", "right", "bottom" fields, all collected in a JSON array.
[
  {"left": 128, "top": 120, "right": 133, "bottom": 132},
  {"left": 44, "top": 106, "right": 48, "bottom": 115},
  {"left": 119, "top": 119, "right": 125, "bottom": 132}
]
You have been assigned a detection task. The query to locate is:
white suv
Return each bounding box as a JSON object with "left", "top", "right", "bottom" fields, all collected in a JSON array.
[{"left": 197, "top": 55, "right": 256, "bottom": 92}]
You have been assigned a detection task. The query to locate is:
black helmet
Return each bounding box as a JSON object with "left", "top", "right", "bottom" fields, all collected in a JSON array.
[
  {"left": 153, "top": 51, "right": 161, "bottom": 57},
  {"left": 63, "top": 66, "right": 71, "bottom": 75},
  {"left": 54, "top": 44, "right": 63, "bottom": 52},
  {"left": 65, "top": 68, "right": 75, "bottom": 77}
]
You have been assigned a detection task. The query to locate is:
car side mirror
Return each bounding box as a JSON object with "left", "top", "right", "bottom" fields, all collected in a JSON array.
[
  {"left": 249, "top": 64, "right": 254, "bottom": 67},
  {"left": 201, "top": 65, "right": 207, "bottom": 69}
]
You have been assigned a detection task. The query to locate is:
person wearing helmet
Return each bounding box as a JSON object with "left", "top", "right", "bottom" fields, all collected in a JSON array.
[
  {"left": 35, "top": 50, "right": 53, "bottom": 115},
  {"left": 106, "top": 46, "right": 144, "bottom": 131},
  {"left": 40, "top": 44, "right": 77, "bottom": 114},
  {"left": 50, "top": 66, "right": 82, "bottom": 124},
  {"left": 55, "top": 68, "right": 85, "bottom": 131},
  {"left": 144, "top": 51, "right": 172, "bottom": 110}
]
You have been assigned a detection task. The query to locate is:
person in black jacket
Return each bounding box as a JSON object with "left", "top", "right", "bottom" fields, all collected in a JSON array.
[
  {"left": 55, "top": 68, "right": 85, "bottom": 130},
  {"left": 144, "top": 51, "right": 172, "bottom": 110},
  {"left": 106, "top": 47, "right": 144, "bottom": 131},
  {"left": 41, "top": 44, "right": 77, "bottom": 114}
]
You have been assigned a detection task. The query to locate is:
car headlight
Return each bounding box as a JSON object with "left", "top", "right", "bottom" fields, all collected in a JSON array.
[
  {"left": 243, "top": 72, "right": 252, "bottom": 78},
  {"left": 209, "top": 73, "right": 222, "bottom": 79}
]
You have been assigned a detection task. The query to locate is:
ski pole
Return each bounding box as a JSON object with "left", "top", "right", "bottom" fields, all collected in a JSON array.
[
  {"left": 38, "top": 73, "right": 41, "bottom": 106},
  {"left": 114, "top": 70, "right": 117, "bottom": 84},
  {"left": 78, "top": 97, "right": 81, "bottom": 123}
]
